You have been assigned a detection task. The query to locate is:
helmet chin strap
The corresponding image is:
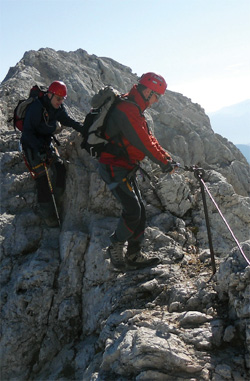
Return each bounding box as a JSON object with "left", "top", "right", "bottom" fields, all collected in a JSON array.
[
  {"left": 48, "top": 92, "right": 54, "bottom": 103},
  {"left": 146, "top": 90, "right": 155, "bottom": 101}
]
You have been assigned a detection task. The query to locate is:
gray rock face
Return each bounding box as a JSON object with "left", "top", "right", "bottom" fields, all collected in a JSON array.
[{"left": 0, "top": 48, "right": 250, "bottom": 380}]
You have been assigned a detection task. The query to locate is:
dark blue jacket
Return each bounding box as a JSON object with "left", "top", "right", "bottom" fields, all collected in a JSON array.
[{"left": 21, "top": 95, "right": 83, "bottom": 152}]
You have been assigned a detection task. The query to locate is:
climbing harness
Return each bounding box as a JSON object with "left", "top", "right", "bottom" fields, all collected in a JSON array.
[
  {"left": 18, "top": 141, "right": 41, "bottom": 179},
  {"left": 18, "top": 141, "right": 53, "bottom": 179},
  {"left": 181, "top": 165, "right": 250, "bottom": 273},
  {"left": 21, "top": 151, "right": 40, "bottom": 179},
  {"left": 18, "top": 141, "right": 61, "bottom": 226}
]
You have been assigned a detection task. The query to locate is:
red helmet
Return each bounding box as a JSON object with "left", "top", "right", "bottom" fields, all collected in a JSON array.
[
  {"left": 48, "top": 81, "right": 67, "bottom": 97},
  {"left": 139, "top": 72, "right": 167, "bottom": 95}
]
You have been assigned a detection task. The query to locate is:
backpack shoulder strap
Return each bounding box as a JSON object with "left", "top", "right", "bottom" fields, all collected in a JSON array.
[{"left": 119, "top": 96, "right": 143, "bottom": 116}]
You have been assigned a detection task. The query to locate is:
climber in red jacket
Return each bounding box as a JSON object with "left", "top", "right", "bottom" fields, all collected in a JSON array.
[{"left": 98, "top": 72, "right": 177, "bottom": 271}]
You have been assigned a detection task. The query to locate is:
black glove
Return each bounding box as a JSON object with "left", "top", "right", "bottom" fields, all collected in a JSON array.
[{"left": 37, "top": 151, "right": 47, "bottom": 162}]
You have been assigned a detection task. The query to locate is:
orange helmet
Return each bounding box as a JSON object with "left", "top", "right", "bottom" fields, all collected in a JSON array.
[
  {"left": 48, "top": 81, "right": 67, "bottom": 97},
  {"left": 139, "top": 72, "right": 167, "bottom": 95}
]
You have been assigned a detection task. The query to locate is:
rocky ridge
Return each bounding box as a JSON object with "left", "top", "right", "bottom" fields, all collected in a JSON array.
[{"left": 0, "top": 48, "right": 250, "bottom": 380}]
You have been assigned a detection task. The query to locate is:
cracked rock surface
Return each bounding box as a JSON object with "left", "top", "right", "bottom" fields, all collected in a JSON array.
[{"left": 0, "top": 48, "right": 250, "bottom": 380}]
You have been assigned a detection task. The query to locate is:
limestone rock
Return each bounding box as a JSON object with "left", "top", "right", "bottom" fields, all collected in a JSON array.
[{"left": 0, "top": 48, "right": 249, "bottom": 380}]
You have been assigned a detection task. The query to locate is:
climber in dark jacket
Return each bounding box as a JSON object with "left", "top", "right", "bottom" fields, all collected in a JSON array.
[
  {"left": 98, "top": 72, "right": 177, "bottom": 271},
  {"left": 21, "top": 80, "right": 84, "bottom": 227}
]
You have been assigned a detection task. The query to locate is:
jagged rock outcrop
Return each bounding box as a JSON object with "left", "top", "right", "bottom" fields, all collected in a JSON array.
[{"left": 0, "top": 48, "right": 249, "bottom": 380}]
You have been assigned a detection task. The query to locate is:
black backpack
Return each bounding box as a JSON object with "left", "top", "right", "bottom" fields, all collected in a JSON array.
[
  {"left": 81, "top": 85, "right": 140, "bottom": 159},
  {"left": 10, "top": 84, "right": 47, "bottom": 132}
]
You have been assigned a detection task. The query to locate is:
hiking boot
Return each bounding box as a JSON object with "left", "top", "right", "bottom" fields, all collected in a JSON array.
[
  {"left": 107, "top": 241, "right": 126, "bottom": 270},
  {"left": 125, "top": 243, "right": 160, "bottom": 269}
]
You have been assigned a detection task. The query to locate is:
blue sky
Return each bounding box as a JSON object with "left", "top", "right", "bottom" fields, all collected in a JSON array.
[{"left": 0, "top": 0, "right": 249, "bottom": 112}]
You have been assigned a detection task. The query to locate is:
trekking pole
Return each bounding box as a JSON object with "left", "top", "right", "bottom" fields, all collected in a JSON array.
[{"left": 43, "top": 163, "right": 61, "bottom": 227}]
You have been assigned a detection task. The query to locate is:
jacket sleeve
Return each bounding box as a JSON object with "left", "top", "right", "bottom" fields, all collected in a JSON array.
[
  {"left": 109, "top": 104, "right": 171, "bottom": 166},
  {"left": 57, "top": 105, "right": 84, "bottom": 134}
]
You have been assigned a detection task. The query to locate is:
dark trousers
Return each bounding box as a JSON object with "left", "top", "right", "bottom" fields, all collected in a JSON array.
[
  {"left": 99, "top": 163, "right": 146, "bottom": 244},
  {"left": 25, "top": 147, "right": 66, "bottom": 217},
  {"left": 35, "top": 161, "right": 66, "bottom": 203}
]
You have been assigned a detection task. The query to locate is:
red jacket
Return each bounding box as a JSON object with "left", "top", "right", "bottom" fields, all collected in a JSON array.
[{"left": 99, "top": 85, "right": 171, "bottom": 170}]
